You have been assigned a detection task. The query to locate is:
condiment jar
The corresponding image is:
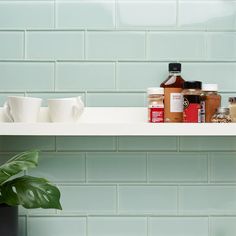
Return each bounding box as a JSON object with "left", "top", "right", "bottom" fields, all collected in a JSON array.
[
  {"left": 211, "top": 107, "right": 232, "bottom": 123},
  {"left": 201, "top": 84, "right": 221, "bottom": 123},
  {"left": 147, "top": 87, "right": 164, "bottom": 123},
  {"left": 182, "top": 81, "right": 202, "bottom": 123},
  {"left": 229, "top": 97, "right": 236, "bottom": 123}
]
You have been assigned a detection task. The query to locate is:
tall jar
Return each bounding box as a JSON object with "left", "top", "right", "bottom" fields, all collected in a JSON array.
[
  {"left": 182, "top": 81, "right": 202, "bottom": 123},
  {"left": 229, "top": 97, "right": 236, "bottom": 122},
  {"left": 147, "top": 87, "right": 164, "bottom": 123}
]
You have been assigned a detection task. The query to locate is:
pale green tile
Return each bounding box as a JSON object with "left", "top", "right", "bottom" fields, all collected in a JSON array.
[
  {"left": 148, "top": 153, "right": 208, "bottom": 182},
  {"left": 87, "top": 32, "right": 145, "bottom": 60},
  {"left": 86, "top": 92, "right": 145, "bottom": 107},
  {"left": 0, "top": 2, "right": 54, "bottom": 29},
  {"left": 28, "top": 152, "right": 85, "bottom": 182},
  {"left": 117, "top": 62, "right": 167, "bottom": 90},
  {"left": 148, "top": 32, "right": 205, "bottom": 60},
  {"left": 27, "top": 31, "right": 84, "bottom": 60},
  {"left": 56, "top": 62, "right": 115, "bottom": 91},
  {"left": 0, "top": 32, "right": 23, "bottom": 59},
  {"left": 118, "top": 137, "right": 177, "bottom": 151},
  {"left": 179, "top": 186, "right": 236, "bottom": 214},
  {"left": 180, "top": 137, "right": 236, "bottom": 151},
  {"left": 60, "top": 186, "right": 116, "bottom": 214},
  {"left": 28, "top": 217, "right": 86, "bottom": 236},
  {"left": 56, "top": 137, "right": 116, "bottom": 151},
  {"left": 19, "top": 216, "right": 26, "bottom": 236},
  {"left": 0, "top": 62, "right": 54, "bottom": 92},
  {"left": 0, "top": 136, "right": 55, "bottom": 151},
  {"left": 0, "top": 93, "right": 24, "bottom": 106},
  {"left": 211, "top": 217, "right": 236, "bottom": 236},
  {"left": 88, "top": 217, "right": 147, "bottom": 236},
  {"left": 57, "top": 2, "right": 115, "bottom": 28},
  {"left": 119, "top": 186, "right": 177, "bottom": 214},
  {"left": 210, "top": 153, "right": 236, "bottom": 182},
  {"left": 150, "top": 217, "right": 208, "bottom": 236},
  {"left": 87, "top": 152, "right": 146, "bottom": 182},
  {"left": 117, "top": 1, "right": 176, "bottom": 27}
]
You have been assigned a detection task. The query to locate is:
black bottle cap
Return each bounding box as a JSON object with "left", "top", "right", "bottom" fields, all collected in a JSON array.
[
  {"left": 183, "top": 81, "right": 202, "bottom": 89},
  {"left": 169, "top": 63, "right": 181, "bottom": 72}
]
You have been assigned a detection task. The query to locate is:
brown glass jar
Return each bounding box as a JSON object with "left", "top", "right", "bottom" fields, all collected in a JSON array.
[{"left": 160, "top": 63, "right": 185, "bottom": 123}]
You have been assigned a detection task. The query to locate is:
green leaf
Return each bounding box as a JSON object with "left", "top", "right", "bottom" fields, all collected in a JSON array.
[
  {"left": 0, "top": 176, "right": 62, "bottom": 210},
  {"left": 0, "top": 151, "right": 38, "bottom": 185}
]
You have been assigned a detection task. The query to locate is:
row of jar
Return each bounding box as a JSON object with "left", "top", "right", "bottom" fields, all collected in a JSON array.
[{"left": 147, "top": 83, "right": 235, "bottom": 123}]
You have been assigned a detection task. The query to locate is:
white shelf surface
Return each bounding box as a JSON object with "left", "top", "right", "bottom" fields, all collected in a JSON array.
[{"left": 0, "top": 107, "right": 235, "bottom": 136}]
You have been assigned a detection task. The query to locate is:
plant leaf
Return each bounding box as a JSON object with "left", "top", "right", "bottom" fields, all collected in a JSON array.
[
  {"left": 0, "top": 151, "right": 38, "bottom": 185},
  {"left": 0, "top": 176, "right": 62, "bottom": 210}
]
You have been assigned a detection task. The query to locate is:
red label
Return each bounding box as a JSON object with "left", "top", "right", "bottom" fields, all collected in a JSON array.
[
  {"left": 149, "top": 107, "right": 164, "bottom": 123},
  {"left": 183, "top": 103, "right": 201, "bottom": 123}
]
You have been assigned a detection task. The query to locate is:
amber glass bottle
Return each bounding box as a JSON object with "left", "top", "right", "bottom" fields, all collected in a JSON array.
[{"left": 160, "top": 63, "right": 185, "bottom": 122}]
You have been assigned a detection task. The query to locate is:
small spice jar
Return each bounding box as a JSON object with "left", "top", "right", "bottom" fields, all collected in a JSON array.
[
  {"left": 147, "top": 87, "right": 164, "bottom": 123},
  {"left": 211, "top": 107, "right": 232, "bottom": 123},
  {"left": 229, "top": 97, "right": 236, "bottom": 123}
]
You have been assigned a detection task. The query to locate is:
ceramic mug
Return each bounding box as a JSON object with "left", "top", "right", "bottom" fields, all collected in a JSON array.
[
  {"left": 48, "top": 96, "right": 84, "bottom": 122},
  {"left": 3, "top": 96, "right": 42, "bottom": 122}
]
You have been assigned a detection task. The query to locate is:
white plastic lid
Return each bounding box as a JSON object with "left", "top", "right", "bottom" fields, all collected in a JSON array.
[
  {"left": 147, "top": 87, "right": 164, "bottom": 95},
  {"left": 202, "top": 84, "right": 218, "bottom": 91}
]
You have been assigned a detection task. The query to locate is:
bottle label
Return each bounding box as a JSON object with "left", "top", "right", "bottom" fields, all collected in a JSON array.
[
  {"left": 148, "top": 105, "right": 164, "bottom": 123},
  {"left": 200, "top": 100, "right": 206, "bottom": 123},
  {"left": 170, "top": 93, "right": 183, "bottom": 112},
  {"left": 183, "top": 95, "right": 201, "bottom": 123}
]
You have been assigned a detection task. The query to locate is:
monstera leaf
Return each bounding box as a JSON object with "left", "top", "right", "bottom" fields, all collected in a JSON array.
[
  {"left": 0, "top": 151, "right": 38, "bottom": 185},
  {"left": 0, "top": 176, "right": 62, "bottom": 210}
]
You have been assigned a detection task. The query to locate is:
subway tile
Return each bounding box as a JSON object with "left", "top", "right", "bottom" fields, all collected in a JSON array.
[
  {"left": 221, "top": 93, "right": 234, "bottom": 107},
  {"left": 56, "top": 62, "right": 115, "bottom": 91},
  {"left": 0, "top": 62, "right": 54, "bottom": 92},
  {"left": 118, "top": 137, "right": 177, "bottom": 151},
  {"left": 28, "top": 217, "right": 86, "bottom": 236},
  {"left": 19, "top": 216, "right": 26, "bottom": 236},
  {"left": 27, "top": 31, "right": 84, "bottom": 60},
  {"left": 117, "top": 1, "right": 176, "bottom": 27},
  {"left": 0, "top": 136, "right": 55, "bottom": 151},
  {"left": 211, "top": 217, "right": 236, "bottom": 236},
  {"left": 86, "top": 92, "right": 145, "bottom": 107},
  {"left": 87, "top": 32, "right": 145, "bottom": 60},
  {"left": 88, "top": 217, "right": 147, "bottom": 236},
  {"left": 57, "top": 2, "right": 115, "bottom": 28},
  {"left": 0, "top": 2, "right": 54, "bottom": 29},
  {"left": 28, "top": 153, "right": 85, "bottom": 183},
  {"left": 210, "top": 153, "right": 236, "bottom": 182},
  {"left": 179, "top": 186, "right": 236, "bottom": 214},
  {"left": 148, "top": 153, "right": 208, "bottom": 182},
  {"left": 150, "top": 217, "right": 208, "bottom": 236},
  {"left": 207, "top": 33, "right": 236, "bottom": 61},
  {"left": 87, "top": 152, "right": 146, "bottom": 182},
  {"left": 56, "top": 137, "right": 116, "bottom": 151},
  {"left": 179, "top": 1, "right": 236, "bottom": 30},
  {"left": 60, "top": 186, "right": 116, "bottom": 214},
  {"left": 119, "top": 186, "right": 177, "bottom": 214},
  {"left": 148, "top": 32, "right": 205, "bottom": 60},
  {"left": 117, "top": 62, "right": 167, "bottom": 90},
  {"left": 0, "top": 32, "right": 23, "bottom": 59},
  {"left": 180, "top": 137, "right": 236, "bottom": 151}
]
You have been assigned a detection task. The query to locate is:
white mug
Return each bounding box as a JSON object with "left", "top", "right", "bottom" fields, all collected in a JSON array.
[
  {"left": 4, "top": 96, "right": 42, "bottom": 123},
  {"left": 48, "top": 96, "right": 84, "bottom": 122}
]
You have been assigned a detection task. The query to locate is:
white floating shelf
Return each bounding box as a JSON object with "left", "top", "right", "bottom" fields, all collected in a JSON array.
[{"left": 0, "top": 107, "right": 235, "bottom": 136}]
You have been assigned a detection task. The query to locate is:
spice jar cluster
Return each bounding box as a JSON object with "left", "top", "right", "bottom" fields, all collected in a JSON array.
[{"left": 148, "top": 63, "right": 235, "bottom": 123}]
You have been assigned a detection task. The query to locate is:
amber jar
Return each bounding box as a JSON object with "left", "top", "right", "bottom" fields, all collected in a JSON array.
[
  {"left": 229, "top": 97, "right": 236, "bottom": 123},
  {"left": 211, "top": 107, "right": 232, "bottom": 123},
  {"left": 160, "top": 63, "right": 185, "bottom": 123}
]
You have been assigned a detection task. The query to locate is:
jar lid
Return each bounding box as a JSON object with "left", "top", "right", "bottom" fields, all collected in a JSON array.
[
  {"left": 147, "top": 87, "right": 164, "bottom": 95},
  {"left": 217, "top": 107, "right": 230, "bottom": 114},
  {"left": 202, "top": 84, "right": 218, "bottom": 91},
  {"left": 183, "top": 81, "right": 202, "bottom": 89},
  {"left": 169, "top": 63, "right": 181, "bottom": 72},
  {"left": 229, "top": 97, "right": 236, "bottom": 103}
]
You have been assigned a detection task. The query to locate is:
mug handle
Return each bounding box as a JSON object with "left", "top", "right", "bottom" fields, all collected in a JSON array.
[
  {"left": 72, "top": 97, "right": 85, "bottom": 120},
  {"left": 3, "top": 101, "right": 14, "bottom": 122}
]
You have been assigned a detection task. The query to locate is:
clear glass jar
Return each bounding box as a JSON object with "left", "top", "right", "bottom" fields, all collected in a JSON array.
[
  {"left": 211, "top": 107, "right": 232, "bottom": 123},
  {"left": 229, "top": 97, "right": 236, "bottom": 123}
]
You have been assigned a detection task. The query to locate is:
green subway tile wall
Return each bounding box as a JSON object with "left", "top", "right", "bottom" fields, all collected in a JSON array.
[{"left": 0, "top": 1, "right": 236, "bottom": 236}]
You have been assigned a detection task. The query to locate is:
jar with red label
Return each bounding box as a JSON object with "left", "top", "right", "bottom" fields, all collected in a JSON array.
[
  {"left": 147, "top": 87, "right": 164, "bottom": 123},
  {"left": 182, "top": 81, "right": 202, "bottom": 123}
]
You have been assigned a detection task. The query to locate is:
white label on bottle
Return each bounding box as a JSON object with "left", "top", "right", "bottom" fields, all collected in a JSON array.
[{"left": 170, "top": 93, "right": 183, "bottom": 112}]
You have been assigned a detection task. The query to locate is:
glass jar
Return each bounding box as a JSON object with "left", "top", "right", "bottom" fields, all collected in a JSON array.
[
  {"left": 229, "top": 97, "right": 236, "bottom": 123},
  {"left": 147, "top": 87, "right": 164, "bottom": 123},
  {"left": 211, "top": 107, "right": 232, "bottom": 123}
]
